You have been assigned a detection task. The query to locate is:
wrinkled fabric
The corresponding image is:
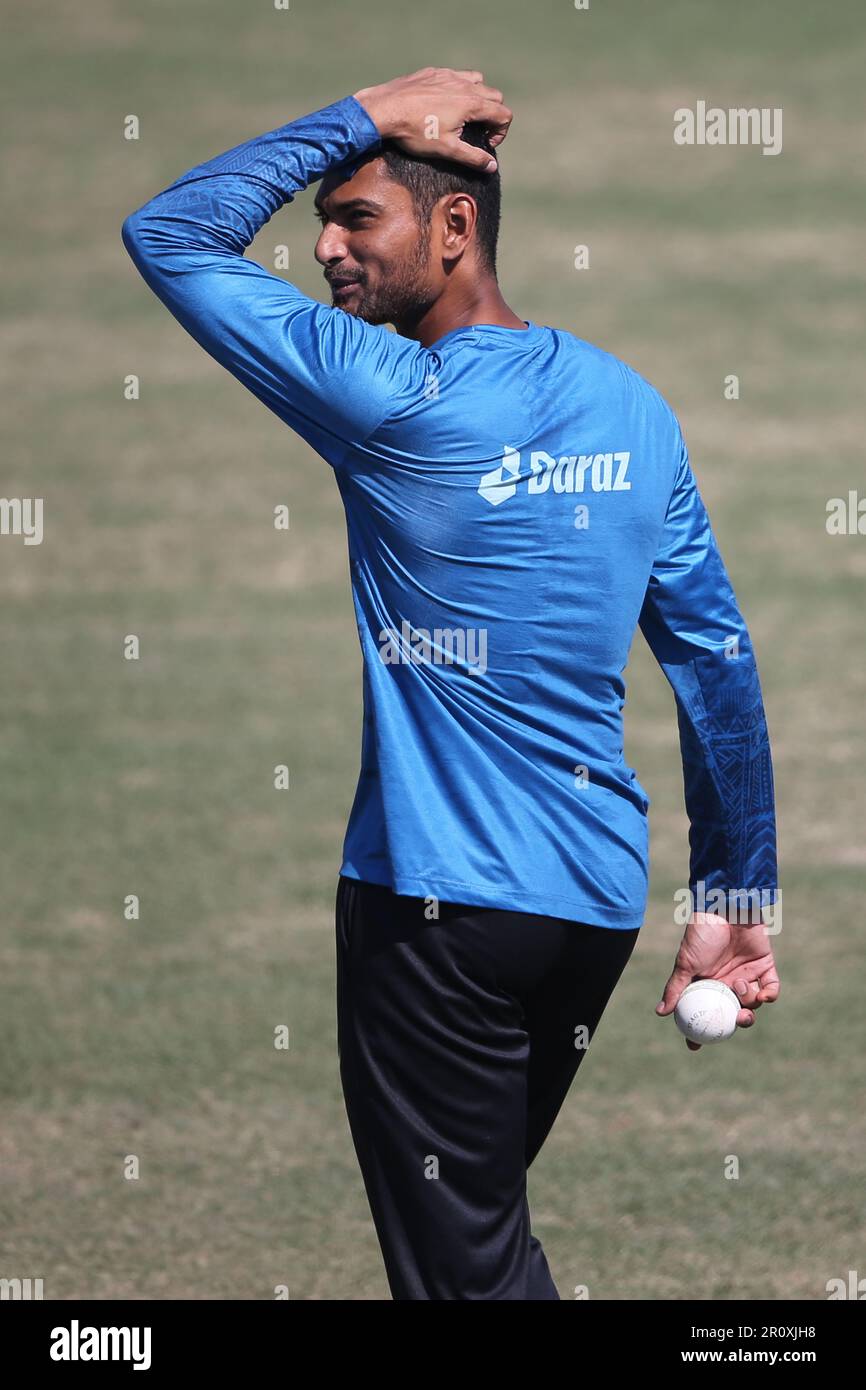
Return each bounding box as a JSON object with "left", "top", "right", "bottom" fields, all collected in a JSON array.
[
  {"left": 122, "top": 95, "right": 778, "bottom": 930},
  {"left": 335, "top": 876, "right": 640, "bottom": 1299}
]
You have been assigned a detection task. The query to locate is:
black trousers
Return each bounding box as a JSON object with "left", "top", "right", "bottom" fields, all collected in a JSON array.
[{"left": 335, "top": 875, "right": 639, "bottom": 1300}]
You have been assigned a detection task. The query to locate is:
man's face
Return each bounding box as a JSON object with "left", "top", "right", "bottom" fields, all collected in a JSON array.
[{"left": 314, "top": 157, "right": 435, "bottom": 326}]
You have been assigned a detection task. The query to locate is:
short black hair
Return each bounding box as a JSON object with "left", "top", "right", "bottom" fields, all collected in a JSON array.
[{"left": 379, "top": 122, "right": 501, "bottom": 275}]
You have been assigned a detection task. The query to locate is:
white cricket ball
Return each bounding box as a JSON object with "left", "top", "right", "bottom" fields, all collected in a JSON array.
[{"left": 674, "top": 979, "right": 740, "bottom": 1044}]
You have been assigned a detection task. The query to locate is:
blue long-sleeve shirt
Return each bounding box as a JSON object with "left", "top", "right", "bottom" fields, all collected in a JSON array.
[{"left": 121, "top": 94, "right": 779, "bottom": 930}]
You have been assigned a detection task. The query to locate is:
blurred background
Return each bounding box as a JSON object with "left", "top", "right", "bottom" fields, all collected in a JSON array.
[{"left": 1, "top": 0, "right": 863, "bottom": 1299}]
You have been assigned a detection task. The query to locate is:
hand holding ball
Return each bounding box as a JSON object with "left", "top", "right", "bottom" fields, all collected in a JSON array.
[{"left": 674, "top": 980, "right": 740, "bottom": 1044}]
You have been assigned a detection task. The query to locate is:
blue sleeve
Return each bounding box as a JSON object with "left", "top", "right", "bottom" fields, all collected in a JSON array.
[
  {"left": 121, "top": 95, "right": 425, "bottom": 464},
  {"left": 638, "top": 431, "right": 779, "bottom": 917}
]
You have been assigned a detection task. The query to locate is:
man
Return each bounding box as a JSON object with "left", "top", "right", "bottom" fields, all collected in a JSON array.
[{"left": 122, "top": 67, "right": 781, "bottom": 1300}]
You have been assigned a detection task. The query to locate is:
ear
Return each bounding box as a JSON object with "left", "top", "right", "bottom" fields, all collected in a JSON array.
[{"left": 438, "top": 192, "right": 477, "bottom": 260}]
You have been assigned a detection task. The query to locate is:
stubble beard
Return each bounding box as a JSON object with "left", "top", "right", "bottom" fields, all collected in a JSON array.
[{"left": 339, "top": 227, "right": 434, "bottom": 330}]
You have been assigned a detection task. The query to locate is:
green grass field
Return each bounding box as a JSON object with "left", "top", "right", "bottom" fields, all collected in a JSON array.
[{"left": 1, "top": 0, "right": 864, "bottom": 1299}]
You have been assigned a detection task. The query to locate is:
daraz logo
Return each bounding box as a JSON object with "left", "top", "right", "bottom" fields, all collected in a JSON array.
[{"left": 478, "top": 446, "right": 631, "bottom": 506}]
